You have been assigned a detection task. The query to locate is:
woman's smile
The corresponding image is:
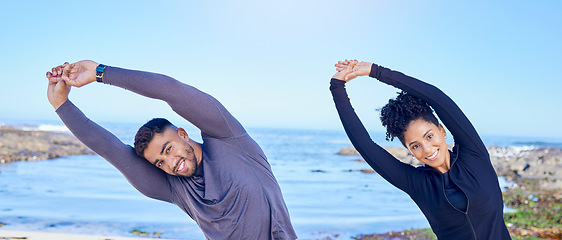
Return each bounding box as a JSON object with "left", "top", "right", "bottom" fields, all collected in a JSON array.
[{"left": 425, "top": 149, "right": 439, "bottom": 161}]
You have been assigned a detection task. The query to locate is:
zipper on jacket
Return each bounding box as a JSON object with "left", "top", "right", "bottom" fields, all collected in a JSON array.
[
  {"left": 464, "top": 211, "right": 477, "bottom": 240},
  {"left": 441, "top": 176, "right": 477, "bottom": 239},
  {"left": 440, "top": 145, "right": 478, "bottom": 239}
]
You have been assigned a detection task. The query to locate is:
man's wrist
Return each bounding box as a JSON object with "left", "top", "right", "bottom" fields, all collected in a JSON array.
[
  {"left": 96, "top": 64, "right": 107, "bottom": 82},
  {"left": 52, "top": 98, "right": 68, "bottom": 111}
]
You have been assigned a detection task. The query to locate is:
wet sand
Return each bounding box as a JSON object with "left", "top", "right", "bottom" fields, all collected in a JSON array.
[{"left": 0, "top": 230, "right": 177, "bottom": 240}]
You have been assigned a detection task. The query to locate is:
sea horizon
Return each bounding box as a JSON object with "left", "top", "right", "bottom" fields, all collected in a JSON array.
[{"left": 1, "top": 118, "right": 561, "bottom": 148}]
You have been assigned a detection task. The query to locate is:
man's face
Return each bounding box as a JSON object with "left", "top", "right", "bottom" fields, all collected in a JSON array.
[{"left": 143, "top": 127, "right": 198, "bottom": 177}]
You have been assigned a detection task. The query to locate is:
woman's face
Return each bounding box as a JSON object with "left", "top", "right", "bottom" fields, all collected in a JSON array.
[{"left": 403, "top": 119, "right": 450, "bottom": 173}]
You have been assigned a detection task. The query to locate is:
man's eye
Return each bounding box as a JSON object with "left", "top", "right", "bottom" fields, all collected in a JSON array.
[
  {"left": 157, "top": 161, "right": 163, "bottom": 167},
  {"left": 427, "top": 134, "right": 433, "bottom": 140},
  {"left": 166, "top": 147, "right": 171, "bottom": 153}
]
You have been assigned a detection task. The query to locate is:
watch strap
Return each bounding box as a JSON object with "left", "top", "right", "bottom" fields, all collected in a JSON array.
[{"left": 96, "top": 64, "right": 107, "bottom": 82}]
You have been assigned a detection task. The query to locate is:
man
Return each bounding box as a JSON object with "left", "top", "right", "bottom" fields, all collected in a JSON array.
[{"left": 46, "top": 60, "right": 297, "bottom": 240}]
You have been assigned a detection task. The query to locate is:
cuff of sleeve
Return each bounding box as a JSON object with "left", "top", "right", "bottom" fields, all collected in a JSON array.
[
  {"left": 55, "top": 100, "right": 73, "bottom": 114},
  {"left": 330, "top": 78, "right": 346, "bottom": 85},
  {"left": 100, "top": 66, "right": 115, "bottom": 85},
  {"left": 369, "top": 63, "right": 379, "bottom": 78}
]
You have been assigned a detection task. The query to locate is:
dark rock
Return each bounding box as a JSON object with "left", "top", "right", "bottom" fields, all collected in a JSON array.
[
  {"left": 338, "top": 145, "right": 562, "bottom": 195},
  {"left": 359, "top": 169, "right": 375, "bottom": 174},
  {"left": 0, "top": 126, "right": 94, "bottom": 164},
  {"left": 337, "top": 146, "right": 360, "bottom": 156}
]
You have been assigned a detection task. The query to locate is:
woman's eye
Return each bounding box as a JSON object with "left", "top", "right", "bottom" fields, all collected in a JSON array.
[
  {"left": 412, "top": 144, "right": 419, "bottom": 150},
  {"left": 157, "top": 161, "right": 163, "bottom": 167},
  {"left": 427, "top": 134, "right": 433, "bottom": 140},
  {"left": 166, "top": 146, "right": 171, "bottom": 153}
]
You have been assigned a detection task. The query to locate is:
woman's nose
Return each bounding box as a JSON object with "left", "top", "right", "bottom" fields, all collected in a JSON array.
[{"left": 423, "top": 143, "right": 432, "bottom": 155}]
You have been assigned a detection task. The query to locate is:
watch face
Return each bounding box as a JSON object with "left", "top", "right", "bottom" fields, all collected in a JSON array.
[
  {"left": 96, "top": 65, "right": 105, "bottom": 73},
  {"left": 96, "top": 65, "right": 105, "bottom": 82}
]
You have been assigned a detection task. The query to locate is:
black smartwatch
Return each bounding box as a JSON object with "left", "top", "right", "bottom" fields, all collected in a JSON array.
[{"left": 96, "top": 64, "right": 107, "bottom": 82}]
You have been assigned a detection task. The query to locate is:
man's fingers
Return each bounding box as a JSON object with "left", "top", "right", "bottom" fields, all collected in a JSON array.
[
  {"left": 68, "top": 63, "right": 77, "bottom": 73},
  {"left": 62, "top": 62, "right": 70, "bottom": 72},
  {"left": 62, "top": 64, "right": 72, "bottom": 81},
  {"left": 56, "top": 65, "right": 64, "bottom": 75},
  {"left": 58, "top": 79, "right": 68, "bottom": 88},
  {"left": 47, "top": 72, "right": 60, "bottom": 84}
]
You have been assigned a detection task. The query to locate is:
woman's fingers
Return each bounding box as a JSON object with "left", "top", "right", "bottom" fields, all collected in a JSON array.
[{"left": 344, "top": 62, "right": 359, "bottom": 80}]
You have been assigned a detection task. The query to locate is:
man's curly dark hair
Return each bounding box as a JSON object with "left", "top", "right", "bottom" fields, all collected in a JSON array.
[
  {"left": 134, "top": 118, "right": 175, "bottom": 159},
  {"left": 379, "top": 91, "right": 439, "bottom": 145}
]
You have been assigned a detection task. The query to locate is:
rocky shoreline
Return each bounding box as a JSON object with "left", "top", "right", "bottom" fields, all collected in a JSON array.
[
  {"left": 338, "top": 145, "right": 562, "bottom": 239},
  {"left": 338, "top": 145, "right": 562, "bottom": 197},
  {"left": 0, "top": 125, "right": 94, "bottom": 164}
]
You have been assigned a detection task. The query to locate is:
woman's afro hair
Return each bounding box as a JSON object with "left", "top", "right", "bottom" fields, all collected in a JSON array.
[{"left": 379, "top": 91, "right": 439, "bottom": 144}]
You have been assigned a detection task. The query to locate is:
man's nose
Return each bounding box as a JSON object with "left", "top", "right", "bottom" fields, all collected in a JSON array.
[{"left": 165, "top": 156, "right": 179, "bottom": 170}]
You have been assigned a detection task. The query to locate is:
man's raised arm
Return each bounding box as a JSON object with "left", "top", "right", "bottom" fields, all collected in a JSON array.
[
  {"left": 62, "top": 60, "right": 245, "bottom": 139},
  {"left": 47, "top": 64, "right": 174, "bottom": 202}
]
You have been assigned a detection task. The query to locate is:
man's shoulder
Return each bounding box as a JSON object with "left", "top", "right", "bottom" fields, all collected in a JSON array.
[{"left": 201, "top": 132, "right": 256, "bottom": 145}]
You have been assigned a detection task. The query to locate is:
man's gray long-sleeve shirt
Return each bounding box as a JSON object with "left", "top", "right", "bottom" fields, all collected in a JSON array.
[{"left": 56, "top": 66, "right": 297, "bottom": 240}]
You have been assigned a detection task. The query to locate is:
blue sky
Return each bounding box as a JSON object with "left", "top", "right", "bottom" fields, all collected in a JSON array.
[{"left": 0, "top": 0, "right": 560, "bottom": 138}]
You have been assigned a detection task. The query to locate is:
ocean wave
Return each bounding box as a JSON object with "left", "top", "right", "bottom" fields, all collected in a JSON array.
[
  {"left": 511, "top": 141, "right": 562, "bottom": 148},
  {"left": 0, "top": 120, "right": 70, "bottom": 133},
  {"left": 37, "top": 124, "right": 70, "bottom": 133},
  {"left": 8, "top": 123, "right": 70, "bottom": 133}
]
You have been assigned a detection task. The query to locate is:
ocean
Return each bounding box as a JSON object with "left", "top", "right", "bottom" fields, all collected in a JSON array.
[{"left": 1, "top": 119, "right": 560, "bottom": 239}]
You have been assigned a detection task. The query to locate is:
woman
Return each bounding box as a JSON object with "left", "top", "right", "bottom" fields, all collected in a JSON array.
[{"left": 330, "top": 60, "right": 511, "bottom": 239}]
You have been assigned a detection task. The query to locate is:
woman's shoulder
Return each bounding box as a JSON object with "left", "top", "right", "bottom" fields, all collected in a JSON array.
[{"left": 453, "top": 142, "right": 489, "bottom": 156}]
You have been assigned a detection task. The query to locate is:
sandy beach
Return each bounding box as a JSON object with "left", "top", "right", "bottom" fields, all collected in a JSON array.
[{"left": 0, "top": 230, "right": 177, "bottom": 240}]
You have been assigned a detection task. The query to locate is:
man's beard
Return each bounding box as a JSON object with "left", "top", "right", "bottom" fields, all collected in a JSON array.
[{"left": 174, "top": 143, "right": 198, "bottom": 177}]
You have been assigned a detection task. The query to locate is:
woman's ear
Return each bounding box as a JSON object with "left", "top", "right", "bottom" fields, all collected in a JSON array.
[
  {"left": 177, "top": 128, "right": 190, "bottom": 141},
  {"left": 409, "top": 150, "right": 416, "bottom": 159},
  {"left": 438, "top": 124, "right": 447, "bottom": 138}
]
